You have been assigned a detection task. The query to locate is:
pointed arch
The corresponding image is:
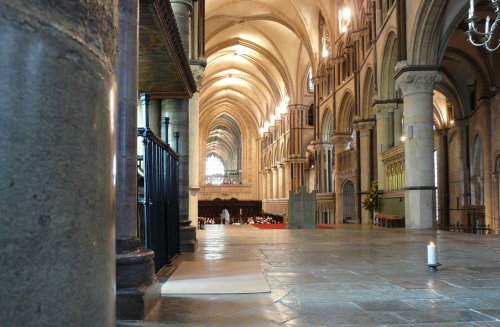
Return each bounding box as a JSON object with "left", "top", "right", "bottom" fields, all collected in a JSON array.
[
  {"left": 362, "top": 67, "right": 375, "bottom": 119},
  {"left": 337, "top": 91, "right": 355, "bottom": 133},
  {"left": 379, "top": 31, "right": 398, "bottom": 100}
]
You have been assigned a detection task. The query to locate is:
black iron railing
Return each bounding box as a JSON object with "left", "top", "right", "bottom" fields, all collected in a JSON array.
[
  {"left": 137, "top": 93, "right": 180, "bottom": 272},
  {"left": 437, "top": 208, "right": 494, "bottom": 234}
]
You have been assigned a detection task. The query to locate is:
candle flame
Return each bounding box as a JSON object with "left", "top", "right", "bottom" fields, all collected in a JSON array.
[{"left": 429, "top": 242, "right": 434, "bottom": 245}]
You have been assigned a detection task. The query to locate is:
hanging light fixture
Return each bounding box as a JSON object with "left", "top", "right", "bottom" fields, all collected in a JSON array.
[{"left": 466, "top": 0, "right": 500, "bottom": 51}]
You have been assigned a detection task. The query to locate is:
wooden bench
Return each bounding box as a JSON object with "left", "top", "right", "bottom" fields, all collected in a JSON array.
[{"left": 375, "top": 213, "right": 404, "bottom": 228}]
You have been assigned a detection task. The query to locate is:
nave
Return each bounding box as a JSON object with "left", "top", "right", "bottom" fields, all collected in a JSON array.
[{"left": 121, "top": 225, "right": 500, "bottom": 326}]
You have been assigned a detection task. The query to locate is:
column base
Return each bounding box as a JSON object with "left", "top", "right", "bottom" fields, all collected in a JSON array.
[
  {"left": 405, "top": 189, "right": 435, "bottom": 229},
  {"left": 180, "top": 220, "right": 197, "bottom": 252},
  {"left": 116, "top": 239, "right": 159, "bottom": 320}
]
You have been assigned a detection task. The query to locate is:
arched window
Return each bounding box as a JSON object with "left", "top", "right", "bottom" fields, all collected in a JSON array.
[{"left": 206, "top": 155, "right": 225, "bottom": 185}]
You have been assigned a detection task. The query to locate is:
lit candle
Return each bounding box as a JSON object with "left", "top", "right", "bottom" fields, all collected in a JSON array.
[
  {"left": 470, "top": 0, "right": 474, "bottom": 13},
  {"left": 427, "top": 242, "right": 437, "bottom": 265}
]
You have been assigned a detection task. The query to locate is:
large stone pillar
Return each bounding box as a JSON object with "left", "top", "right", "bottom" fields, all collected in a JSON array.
[
  {"left": 0, "top": 2, "right": 116, "bottom": 326},
  {"left": 188, "top": 64, "right": 205, "bottom": 225},
  {"left": 170, "top": 0, "right": 193, "bottom": 56},
  {"left": 115, "top": 1, "right": 157, "bottom": 320},
  {"left": 396, "top": 63, "right": 440, "bottom": 229},
  {"left": 164, "top": 0, "right": 192, "bottom": 223},
  {"left": 373, "top": 103, "right": 391, "bottom": 191},
  {"left": 355, "top": 121, "right": 376, "bottom": 224}
]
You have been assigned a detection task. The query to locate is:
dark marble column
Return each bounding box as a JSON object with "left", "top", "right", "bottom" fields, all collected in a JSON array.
[
  {"left": 115, "top": 0, "right": 158, "bottom": 320},
  {"left": 0, "top": 1, "right": 116, "bottom": 326}
]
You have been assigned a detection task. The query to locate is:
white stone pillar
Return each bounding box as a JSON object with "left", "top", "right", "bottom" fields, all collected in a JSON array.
[
  {"left": 396, "top": 64, "right": 440, "bottom": 229},
  {"left": 355, "top": 121, "right": 375, "bottom": 223},
  {"left": 188, "top": 65, "right": 205, "bottom": 224}
]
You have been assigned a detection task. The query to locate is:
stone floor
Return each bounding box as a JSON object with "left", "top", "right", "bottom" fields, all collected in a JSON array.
[{"left": 119, "top": 224, "right": 500, "bottom": 326}]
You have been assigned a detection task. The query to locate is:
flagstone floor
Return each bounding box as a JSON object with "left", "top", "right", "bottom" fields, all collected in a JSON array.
[{"left": 119, "top": 224, "right": 500, "bottom": 326}]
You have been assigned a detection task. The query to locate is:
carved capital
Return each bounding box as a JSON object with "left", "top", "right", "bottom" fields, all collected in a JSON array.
[
  {"left": 190, "top": 64, "right": 205, "bottom": 90},
  {"left": 373, "top": 103, "right": 391, "bottom": 116},
  {"left": 353, "top": 120, "right": 375, "bottom": 131},
  {"left": 331, "top": 133, "right": 352, "bottom": 147},
  {"left": 395, "top": 66, "right": 441, "bottom": 96},
  {"left": 313, "top": 142, "right": 333, "bottom": 152}
]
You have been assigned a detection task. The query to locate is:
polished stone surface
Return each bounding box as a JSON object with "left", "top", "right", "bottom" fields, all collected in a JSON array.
[{"left": 119, "top": 225, "right": 500, "bottom": 326}]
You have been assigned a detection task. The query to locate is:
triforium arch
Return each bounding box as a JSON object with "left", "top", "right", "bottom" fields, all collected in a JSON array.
[
  {"left": 337, "top": 91, "right": 355, "bottom": 135},
  {"left": 320, "top": 107, "right": 334, "bottom": 142}
]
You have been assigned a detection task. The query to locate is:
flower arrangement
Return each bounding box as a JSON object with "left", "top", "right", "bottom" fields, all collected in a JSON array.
[{"left": 362, "top": 180, "right": 379, "bottom": 212}]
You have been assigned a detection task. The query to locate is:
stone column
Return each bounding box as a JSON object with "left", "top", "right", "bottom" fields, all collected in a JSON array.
[
  {"left": 355, "top": 121, "right": 376, "bottom": 224},
  {"left": 272, "top": 167, "right": 279, "bottom": 199},
  {"left": 164, "top": 0, "right": 192, "bottom": 223},
  {"left": 188, "top": 64, "right": 205, "bottom": 225},
  {"left": 115, "top": 0, "right": 157, "bottom": 320},
  {"left": 284, "top": 162, "right": 291, "bottom": 198},
  {"left": 314, "top": 143, "right": 333, "bottom": 193},
  {"left": 278, "top": 164, "right": 285, "bottom": 198},
  {"left": 0, "top": 2, "right": 116, "bottom": 326},
  {"left": 332, "top": 134, "right": 351, "bottom": 223},
  {"left": 262, "top": 171, "right": 267, "bottom": 199},
  {"left": 373, "top": 103, "right": 390, "bottom": 191},
  {"left": 290, "top": 159, "right": 305, "bottom": 192},
  {"left": 266, "top": 168, "right": 273, "bottom": 200},
  {"left": 396, "top": 63, "right": 440, "bottom": 229},
  {"left": 170, "top": 0, "right": 193, "bottom": 55}
]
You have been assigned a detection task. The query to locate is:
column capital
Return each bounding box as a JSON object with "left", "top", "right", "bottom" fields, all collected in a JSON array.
[
  {"left": 190, "top": 59, "right": 207, "bottom": 90},
  {"left": 395, "top": 61, "right": 441, "bottom": 96},
  {"left": 331, "top": 133, "right": 352, "bottom": 147},
  {"left": 353, "top": 119, "right": 376, "bottom": 131},
  {"left": 313, "top": 142, "right": 333, "bottom": 151}
]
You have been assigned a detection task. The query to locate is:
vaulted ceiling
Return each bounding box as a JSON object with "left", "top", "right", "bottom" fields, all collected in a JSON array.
[{"left": 201, "top": 0, "right": 338, "bottom": 167}]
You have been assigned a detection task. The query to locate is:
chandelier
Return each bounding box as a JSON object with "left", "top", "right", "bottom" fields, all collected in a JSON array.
[{"left": 466, "top": 0, "right": 500, "bottom": 51}]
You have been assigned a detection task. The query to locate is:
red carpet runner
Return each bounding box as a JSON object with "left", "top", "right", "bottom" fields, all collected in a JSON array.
[
  {"left": 251, "top": 224, "right": 336, "bottom": 229},
  {"left": 252, "top": 224, "right": 286, "bottom": 229}
]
